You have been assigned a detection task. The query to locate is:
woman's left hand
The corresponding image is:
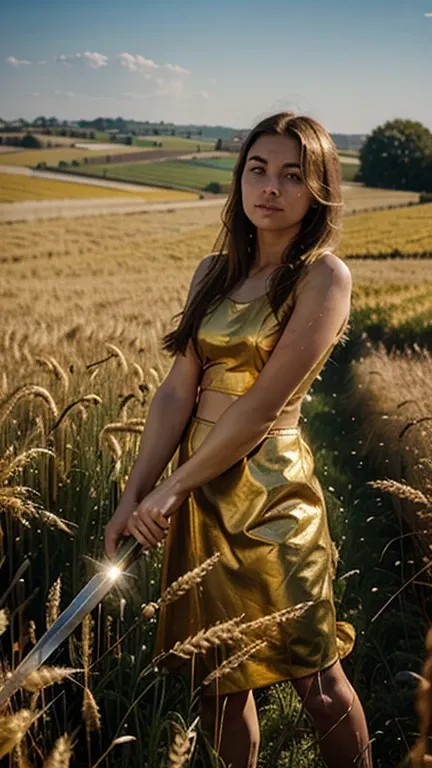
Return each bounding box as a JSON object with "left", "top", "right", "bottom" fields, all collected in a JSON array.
[{"left": 125, "top": 479, "right": 189, "bottom": 551}]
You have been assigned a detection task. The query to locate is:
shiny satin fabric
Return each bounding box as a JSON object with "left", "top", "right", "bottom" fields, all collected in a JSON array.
[
  {"left": 154, "top": 415, "right": 356, "bottom": 696},
  {"left": 197, "top": 291, "right": 351, "bottom": 417}
]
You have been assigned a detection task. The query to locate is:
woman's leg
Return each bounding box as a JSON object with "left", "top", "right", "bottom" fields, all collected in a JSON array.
[
  {"left": 200, "top": 689, "right": 260, "bottom": 768},
  {"left": 291, "top": 660, "right": 373, "bottom": 768}
]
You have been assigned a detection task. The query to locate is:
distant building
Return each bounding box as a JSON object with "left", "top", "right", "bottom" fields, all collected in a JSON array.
[{"left": 219, "top": 130, "right": 249, "bottom": 152}]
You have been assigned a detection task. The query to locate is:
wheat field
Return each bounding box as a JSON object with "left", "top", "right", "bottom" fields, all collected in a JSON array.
[
  {"left": 0, "top": 202, "right": 431, "bottom": 767},
  {"left": 0, "top": 172, "right": 197, "bottom": 203}
]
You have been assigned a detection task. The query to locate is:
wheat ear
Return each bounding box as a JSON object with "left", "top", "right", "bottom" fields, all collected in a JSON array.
[
  {"left": 0, "top": 609, "right": 8, "bottom": 636},
  {"left": 45, "top": 577, "right": 61, "bottom": 630},
  {"left": 158, "top": 552, "right": 220, "bottom": 608},
  {"left": 202, "top": 639, "right": 267, "bottom": 686},
  {"left": 239, "top": 601, "right": 314, "bottom": 638},
  {"left": 171, "top": 615, "right": 245, "bottom": 659},
  {"left": 0, "top": 710, "right": 36, "bottom": 759},
  {"left": 43, "top": 733, "right": 74, "bottom": 767},
  {"left": 82, "top": 687, "right": 101, "bottom": 733},
  {"left": 22, "top": 666, "right": 80, "bottom": 693},
  {"left": 368, "top": 479, "right": 430, "bottom": 506}
]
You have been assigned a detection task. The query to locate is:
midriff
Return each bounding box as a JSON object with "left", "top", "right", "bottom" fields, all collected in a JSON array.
[{"left": 195, "top": 388, "right": 302, "bottom": 430}]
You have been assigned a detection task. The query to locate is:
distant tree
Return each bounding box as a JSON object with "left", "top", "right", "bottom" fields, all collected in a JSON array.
[
  {"left": 206, "top": 181, "right": 221, "bottom": 194},
  {"left": 21, "top": 133, "right": 42, "bottom": 149},
  {"left": 359, "top": 119, "right": 432, "bottom": 192},
  {"left": 215, "top": 138, "right": 222, "bottom": 151}
]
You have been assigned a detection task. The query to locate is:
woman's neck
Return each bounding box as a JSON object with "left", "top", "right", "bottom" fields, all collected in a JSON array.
[{"left": 253, "top": 226, "right": 299, "bottom": 271}]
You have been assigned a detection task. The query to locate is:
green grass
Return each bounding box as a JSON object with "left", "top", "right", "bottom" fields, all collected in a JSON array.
[
  {"left": 64, "top": 157, "right": 358, "bottom": 192},
  {"left": 67, "top": 159, "right": 233, "bottom": 191},
  {"left": 135, "top": 135, "right": 215, "bottom": 151},
  {"left": 341, "top": 163, "right": 359, "bottom": 182}
]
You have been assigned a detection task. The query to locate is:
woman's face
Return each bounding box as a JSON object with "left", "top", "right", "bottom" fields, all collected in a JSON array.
[{"left": 241, "top": 133, "right": 315, "bottom": 232}]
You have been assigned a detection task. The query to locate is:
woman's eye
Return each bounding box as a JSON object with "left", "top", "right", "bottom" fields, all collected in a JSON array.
[{"left": 251, "top": 166, "right": 264, "bottom": 174}]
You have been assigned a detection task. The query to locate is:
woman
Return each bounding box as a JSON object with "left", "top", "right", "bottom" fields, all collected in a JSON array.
[{"left": 104, "top": 112, "right": 372, "bottom": 768}]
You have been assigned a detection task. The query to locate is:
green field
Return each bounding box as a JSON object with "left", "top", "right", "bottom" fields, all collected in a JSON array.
[
  {"left": 64, "top": 156, "right": 359, "bottom": 192},
  {"left": 135, "top": 135, "right": 215, "bottom": 151},
  {"left": 67, "top": 159, "right": 233, "bottom": 191}
]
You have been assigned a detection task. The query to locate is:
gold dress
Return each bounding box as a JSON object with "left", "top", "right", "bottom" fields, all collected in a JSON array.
[{"left": 154, "top": 287, "right": 356, "bottom": 696}]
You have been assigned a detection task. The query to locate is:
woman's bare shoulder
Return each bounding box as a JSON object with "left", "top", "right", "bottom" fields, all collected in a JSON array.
[{"left": 299, "top": 251, "right": 351, "bottom": 290}]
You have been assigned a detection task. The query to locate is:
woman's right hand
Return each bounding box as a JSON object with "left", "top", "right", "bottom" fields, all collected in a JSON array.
[{"left": 104, "top": 502, "right": 137, "bottom": 561}]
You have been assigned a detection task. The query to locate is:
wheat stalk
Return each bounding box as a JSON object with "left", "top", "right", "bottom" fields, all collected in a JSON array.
[
  {"left": 158, "top": 552, "right": 221, "bottom": 608},
  {"left": 106, "top": 344, "right": 128, "bottom": 374},
  {"left": 167, "top": 718, "right": 199, "bottom": 768},
  {"left": 0, "top": 710, "right": 36, "bottom": 759},
  {"left": 168, "top": 728, "right": 192, "bottom": 767},
  {"left": 0, "top": 485, "right": 74, "bottom": 534},
  {"left": 202, "top": 639, "right": 267, "bottom": 686},
  {"left": 171, "top": 616, "right": 245, "bottom": 659},
  {"left": 0, "top": 385, "right": 59, "bottom": 427},
  {"left": 239, "top": 601, "right": 314, "bottom": 638},
  {"left": 22, "top": 666, "right": 80, "bottom": 693},
  {"left": 49, "top": 395, "right": 103, "bottom": 434},
  {"left": 368, "top": 478, "right": 431, "bottom": 506},
  {"left": 45, "top": 576, "right": 61, "bottom": 630},
  {"left": 43, "top": 733, "right": 74, "bottom": 767},
  {"left": 82, "top": 687, "right": 101, "bottom": 733},
  {"left": 0, "top": 609, "right": 8, "bottom": 636},
  {"left": 27, "top": 621, "right": 37, "bottom": 646},
  {"left": 0, "top": 447, "right": 54, "bottom": 485}
]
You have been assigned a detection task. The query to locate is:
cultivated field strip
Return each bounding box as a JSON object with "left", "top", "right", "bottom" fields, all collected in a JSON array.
[{"left": 0, "top": 172, "right": 196, "bottom": 203}]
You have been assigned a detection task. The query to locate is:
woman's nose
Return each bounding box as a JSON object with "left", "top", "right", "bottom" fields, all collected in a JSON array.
[{"left": 263, "top": 182, "right": 280, "bottom": 196}]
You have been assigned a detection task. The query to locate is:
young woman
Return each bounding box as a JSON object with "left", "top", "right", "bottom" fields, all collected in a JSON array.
[{"left": 104, "top": 112, "right": 372, "bottom": 768}]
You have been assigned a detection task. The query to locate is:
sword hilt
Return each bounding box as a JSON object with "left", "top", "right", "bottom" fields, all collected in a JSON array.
[{"left": 112, "top": 537, "right": 143, "bottom": 571}]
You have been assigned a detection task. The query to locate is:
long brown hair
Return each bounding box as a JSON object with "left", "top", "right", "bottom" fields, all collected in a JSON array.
[{"left": 162, "top": 111, "right": 344, "bottom": 359}]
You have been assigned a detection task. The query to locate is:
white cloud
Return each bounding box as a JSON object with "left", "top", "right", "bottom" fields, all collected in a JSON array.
[
  {"left": 196, "top": 90, "right": 209, "bottom": 100},
  {"left": 164, "top": 63, "right": 191, "bottom": 75},
  {"left": 56, "top": 53, "right": 81, "bottom": 65},
  {"left": 117, "top": 52, "right": 190, "bottom": 76},
  {"left": 55, "top": 51, "right": 108, "bottom": 68},
  {"left": 83, "top": 51, "right": 108, "bottom": 68},
  {"left": 118, "top": 53, "right": 160, "bottom": 72},
  {"left": 424, "top": 12, "right": 432, "bottom": 15},
  {"left": 6, "top": 56, "right": 32, "bottom": 66}
]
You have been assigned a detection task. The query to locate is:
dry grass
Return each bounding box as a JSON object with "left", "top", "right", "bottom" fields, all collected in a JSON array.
[
  {"left": 0, "top": 146, "right": 145, "bottom": 167},
  {"left": 0, "top": 173, "right": 197, "bottom": 203},
  {"left": 348, "top": 345, "right": 432, "bottom": 561},
  {"left": 341, "top": 202, "right": 432, "bottom": 256},
  {"left": 0, "top": 206, "right": 430, "bottom": 358}
]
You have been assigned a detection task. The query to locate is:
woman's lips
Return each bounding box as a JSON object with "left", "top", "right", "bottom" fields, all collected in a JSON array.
[{"left": 256, "top": 205, "right": 283, "bottom": 213}]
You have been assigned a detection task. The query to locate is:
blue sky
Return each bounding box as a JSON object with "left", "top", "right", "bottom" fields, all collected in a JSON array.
[{"left": 1, "top": 0, "right": 431, "bottom": 133}]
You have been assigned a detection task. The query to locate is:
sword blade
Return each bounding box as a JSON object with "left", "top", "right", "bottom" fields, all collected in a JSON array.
[{"left": 0, "top": 537, "right": 142, "bottom": 708}]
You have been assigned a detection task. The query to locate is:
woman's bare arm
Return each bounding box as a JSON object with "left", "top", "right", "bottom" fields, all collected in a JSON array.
[
  {"left": 116, "top": 255, "right": 213, "bottom": 506},
  {"left": 169, "top": 256, "right": 352, "bottom": 494},
  {"left": 104, "top": 255, "right": 211, "bottom": 556}
]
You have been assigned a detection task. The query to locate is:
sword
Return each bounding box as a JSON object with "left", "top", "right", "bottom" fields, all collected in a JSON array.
[{"left": 0, "top": 537, "right": 143, "bottom": 709}]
